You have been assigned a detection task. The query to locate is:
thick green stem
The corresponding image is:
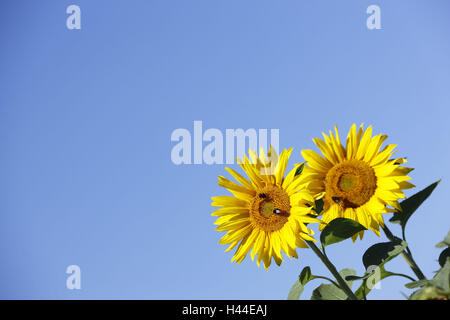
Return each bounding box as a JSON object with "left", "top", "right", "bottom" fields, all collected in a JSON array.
[
  {"left": 306, "top": 240, "right": 358, "bottom": 300},
  {"left": 382, "top": 225, "right": 426, "bottom": 280}
]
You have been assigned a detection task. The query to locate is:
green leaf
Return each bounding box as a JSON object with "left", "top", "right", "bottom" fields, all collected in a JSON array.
[
  {"left": 362, "top": 238, "right": 407, "bottom": 270},
  {"left": 435, "top": 230, "right": 450, "bottom": 248},
  {"left": 354, "top": 265, "right": 394, "bottom": 300},
  {"left": 409, "top": 259, "right": 450, "bottom": 300},
  {"left": 288, "top": 266, "right": 314, "bottom": 300},
  {"left": 389, "top": 181, "right": 440, "bottom": 229},
  {"left": 310, "top": 269, "right": 356, "bottom": 300},
  {"left": 431, "top": 258, "right": 450, "bottom": 292},
  {"left": 287, "top": 280, "right": 304, "bottom": 300},
  {"left": 299, "top": 266, "right": 312, "bottom": 285},
  {"left": 404, "top": 279, "right": 428, "bottom": 289},
  {"left": 311, "top": 283, "right": 347, "bottom": 300},
  {"left": 339, "top": 268, "right": 357, "bottom": 288},
  {"left": 313, "top": 198, "right": 324, "bottom": 214},
  {"left": 438, "top": 247, "right": 450, "bottom": 268},
  {"left": 353, "top": 238, "right": 408, "bottom": 299},
  {"left": 320, "top": 218, "right": 367, "bottom": 247},
  {"left": 294, "top": 163, "right": 304, "bottom": 177}
]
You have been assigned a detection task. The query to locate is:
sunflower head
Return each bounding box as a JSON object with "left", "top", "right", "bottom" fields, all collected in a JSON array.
[
  {"left": 324, "top": 159, "right": 377, "bottom": 209},
  {"left": 302, "top": 124, "right": 414, "bottom": 240},
  {"left": 212, "top": 147, "right": 320, "bottom": 270}
]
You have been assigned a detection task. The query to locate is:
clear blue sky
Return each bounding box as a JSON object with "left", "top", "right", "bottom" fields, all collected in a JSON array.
[{"left": 1, "top": 0, "right": 449, "bottom": 299}]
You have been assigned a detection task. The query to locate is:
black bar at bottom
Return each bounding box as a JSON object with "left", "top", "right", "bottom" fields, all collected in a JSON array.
[{"left": 0, "top": 299, "right": 445, "bottom": 318}]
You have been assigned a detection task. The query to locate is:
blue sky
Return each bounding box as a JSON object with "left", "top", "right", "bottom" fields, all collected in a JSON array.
[{"left": 0, "top": 0, "right": 449, "bottom": 299}]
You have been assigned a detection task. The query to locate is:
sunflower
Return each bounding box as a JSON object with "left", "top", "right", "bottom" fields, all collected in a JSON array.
[
  {"left": 211, "top": 147, "right": 320, "bottom": 270},
  {"left": 301, "top": 124, "right": 415, "bottom": 239}
]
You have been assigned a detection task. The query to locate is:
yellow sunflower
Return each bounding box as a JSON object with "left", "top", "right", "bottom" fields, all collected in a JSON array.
[
  {"left": 211, "top": 147, "right": 320, "bottom": 270},
  {"left": 301, "top": 124, "right": 415, "bottom": 239}
]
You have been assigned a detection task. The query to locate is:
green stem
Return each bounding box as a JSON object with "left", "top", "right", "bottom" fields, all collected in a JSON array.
[
  {"left": 401, "top": 228, "right": 413, "bottom": 256},
  {"left": 306, "top": 240, "right": 358, "bottom": 300},
  {"left": 385, "top": 272, "right": 416, "bottom": 282},
  {"left": 382, "top": 225, "right": 426, "bottom": 280},
  {"left": 311, "top": 275, "right": 340, "bottom": 288}
]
